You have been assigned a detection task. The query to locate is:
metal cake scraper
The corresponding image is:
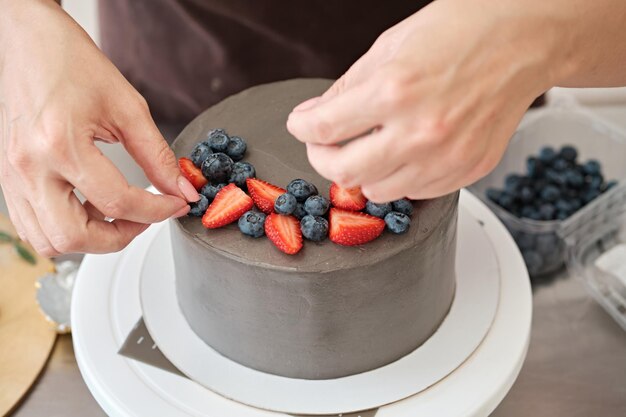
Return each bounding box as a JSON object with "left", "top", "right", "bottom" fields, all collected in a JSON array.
[{"left": 119, "top": 317, "right": 379, "bottom": 417}]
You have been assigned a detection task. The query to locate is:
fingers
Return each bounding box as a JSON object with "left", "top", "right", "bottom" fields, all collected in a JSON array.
[
  {"left": 12, "top": 197, "right": 60, "bottom": 257},
  {"left": 115, "top": 98, "right": 198, "bottom": 202},
  {"left": 287, "top": 78, "right": 384, "bottom": 146},
  {"left": 63, "top": 141, "right": 188, "bottom": 223},
  {"left": 305, "top": 128, "right": 402, "bottom": 188},
  {"left": 32, "top": 181, "right": 149, "bottom": 254}
]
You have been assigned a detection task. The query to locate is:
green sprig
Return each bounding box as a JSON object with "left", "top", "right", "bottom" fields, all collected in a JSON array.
[{"left": 0, "top": 230, "right": 37, "bottom": 265}]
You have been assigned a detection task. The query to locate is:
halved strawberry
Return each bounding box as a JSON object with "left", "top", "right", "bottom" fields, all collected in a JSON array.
[
  {"left": 329, "top": 183, "right": 367, "bottom": 211},
  {"left": 328, "top": 208, "right": 385, "bottom": 246},
  {"left": 202, "top": 183, "right": 253, "bottom": 229},
  {"left": 179, "top": 157, "right": 208, "bottom": 190},
  {"left": 264, "top": 213, "right": 303, "bottom": 255},
  {"left": 246, "top": 178, "right": 287, "bottom": 214}
]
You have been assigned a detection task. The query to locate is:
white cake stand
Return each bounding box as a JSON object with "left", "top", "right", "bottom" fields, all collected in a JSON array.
[{"left": 72, "top": 189, "right": 532, "bottom": 417}]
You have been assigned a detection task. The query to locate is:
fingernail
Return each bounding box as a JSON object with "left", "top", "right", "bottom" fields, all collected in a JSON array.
[
  {"left": 292, "top": 97, "right": 321, "bottom": 112},
  {"left": 178, "top": 176, "right": 200, "bottom": 202},
  {"left": 172, "top": 205, "right": 190, "bottom": 218}
]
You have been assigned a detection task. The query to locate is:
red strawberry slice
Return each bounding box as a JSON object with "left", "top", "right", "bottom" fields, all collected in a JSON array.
[
  {"left": 328, "top": 208, "right": 385, "bottom": 246},
  {"left": 179, "top": 157, "right": 208, "bottom": 190},
  {"left": 202, "top": 183, "right": 253, "bottom": 229},
  {"left": 264, "top": 213, "right": 303, "bottom": 255},
  {"left": 246, "top": 178, "right": 287, "bottom": 214},
  {"left": 329, "top": 183, "right": 367, "bottom": 211}
]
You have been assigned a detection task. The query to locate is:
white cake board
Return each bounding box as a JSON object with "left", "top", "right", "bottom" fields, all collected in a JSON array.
[{"left": 72, "top": 189, "right": 532, "bottom": 417}]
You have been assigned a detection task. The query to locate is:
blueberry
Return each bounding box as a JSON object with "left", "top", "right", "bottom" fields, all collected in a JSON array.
[
  {"left": 498, "top": 192, "right": 516, "bottom": 211},
  {"left": 582, "top": 188, "right": 601, "bottom": 204},
  {"left": 201, "top": 152, "right": 233, "bottom": 183},
  {"left": 225, "top": 136, "right": 247, "bottom": 161},
  {"left": 486, "top": 188, "right": 503, "bottom": 203},
  {"left": 565, "top": 169, "right": 584, "bottom": 188},
  {"left": 555, "top": 199, "right": 573, "bottom": 215},
  {"left": 364, "top": 201, "right": 393, "bottom": 219},
  {"left": 521, "top": 206, "right": 541, "bottom": 220},
  {"left": 540, "top": 185, "right": 560, "bottom": 203},
  {"left": 391, "top": 199, "right": 414, "bottom": 216},
  {"left": 587, "top": 174, "right": 604, "bottom": 190},
  {"left": 228, "top": 161, "right": 256, "bottom": 188},
  {"left": 238, "top": 210, "right": 266, "bottom": 238},
  {"left": 538, "top": 203, "right": 556, "bottom": 220},
  {"left": 200, "top": 183, "right": 225, "bottom": 201},
  {"left": 293, "top": 203, "right": 307, "bottom": 220},
  {"left": 504, "top": 174, "right": 523, "bottom": 192},
  {"left": 300, "top": 215, "right": 329, "bottom": 241},
  {"left": 515, "top": 232, "right": 536, "bottom": 250},
  {"left": 582, "top": 159, "right": 601, "bottom": 176},
  {"left": 539, "top": 146, "right": 557, "bottom": 164},
  {"left": 546, "top": 169, "right": 567, "bottom": 186},
  {"left": 384, "top": 211, "right": 411, "bottom": 234},
  {"left": 552, "top": 158, "right": 570, "bottom": 172},
  {"left": 569, "top": 197, "right": 582, "bottom": 211},
  {"left": 526, "top": 157, "right": 544, "bottom": 178},
  {"left": 519, "top": 186, "right": 535, "bottom": 204},
  {"left": 207, "top": 131, "right": 230, "bottom": 153},
  {"left": 190, "top": 142, "right": 213, "bottom": 167},
  {"left": 274, "top": 193, "right": 298, "bottom": 215},
  {"left": 556, "top": 210, "right": 570, "bottom": 220},
  {"left": 188, "top": 194, "right": 209, "bottom": 217},
  {"left": 287, "top": 179, "right": 318, "bottom": 202},
  {"left": 559, "top": 145, "right": 578, "bottom": 162},
  {"left": 304, "top": 195, "right": 330, "bottom": 216},
  {"left": 522, "top": 250, "right": 544, "bottom": 275}
]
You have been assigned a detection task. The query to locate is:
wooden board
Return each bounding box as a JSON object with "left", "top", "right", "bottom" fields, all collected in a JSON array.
[{"left": 0, "top": 214, "right": 57, "bottom": 416}]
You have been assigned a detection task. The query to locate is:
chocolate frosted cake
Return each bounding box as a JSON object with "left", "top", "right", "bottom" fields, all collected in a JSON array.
[{"left": 171, "top": 79, "right": 458, "bottom": 379}]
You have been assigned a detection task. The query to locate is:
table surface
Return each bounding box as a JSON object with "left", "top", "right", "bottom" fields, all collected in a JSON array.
[{"left": 8, "top": 110, "right": 626, "bottom": 417}]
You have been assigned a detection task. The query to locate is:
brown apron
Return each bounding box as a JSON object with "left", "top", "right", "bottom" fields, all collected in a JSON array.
[{"left": 99, "top": 0, "right": 430, "bottom": 124}]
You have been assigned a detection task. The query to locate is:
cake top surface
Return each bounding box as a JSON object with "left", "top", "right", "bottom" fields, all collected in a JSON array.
[{"left": 172, "top": 79, "right": 457, "bottom": 272}]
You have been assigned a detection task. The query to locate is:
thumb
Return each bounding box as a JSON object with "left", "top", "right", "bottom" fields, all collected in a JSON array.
[{"left": 116, "top": 100, "right": 199, "bottom": 202}]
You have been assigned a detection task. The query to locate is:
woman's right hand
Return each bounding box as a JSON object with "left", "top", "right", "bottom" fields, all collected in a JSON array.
[{"left": 0, "top": 0, "right": 198, "bottom": 256}]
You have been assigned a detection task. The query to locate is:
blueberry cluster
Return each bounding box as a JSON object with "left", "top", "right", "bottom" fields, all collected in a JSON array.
[
  {"left": 188, "top": 129, "right": 254, "bottom": 214},
  {"left": 278, "top": 179, "right": 330, "bottom": 241},
  {"left": 487, "top": 145, "right": 617, "bottom": 221},
  {"left": 513, "top": 230, "right": 562, "bottom": 276},
  {"left": 364, "top": 199, "right": 413, "bottom": 234}
]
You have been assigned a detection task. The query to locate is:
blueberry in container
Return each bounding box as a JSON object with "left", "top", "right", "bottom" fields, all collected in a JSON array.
[{"left": 469, "top": 101, "right": 626, "bottom": 278}]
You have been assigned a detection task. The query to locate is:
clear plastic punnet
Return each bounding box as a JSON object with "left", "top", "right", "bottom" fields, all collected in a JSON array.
[{"left": 469, "top": 99, "right": 626, "bottom": 279}]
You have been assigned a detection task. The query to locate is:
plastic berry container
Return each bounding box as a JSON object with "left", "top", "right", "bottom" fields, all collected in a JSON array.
[{"left": 468, "top": 99, "right": 626, "bottom": 277}]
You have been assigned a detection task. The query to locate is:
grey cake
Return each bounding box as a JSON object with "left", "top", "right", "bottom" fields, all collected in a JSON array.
[{"left": 171, "top": 79, "right": 458, "bottom": 380}]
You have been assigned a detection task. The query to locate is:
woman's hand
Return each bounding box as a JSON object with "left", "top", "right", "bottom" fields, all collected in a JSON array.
[
  {"left": 0, "top": 0, "right": 198, "bottom": 256},
  {"left": 287, "top": 0, "right": 567, "bottom": 203}
]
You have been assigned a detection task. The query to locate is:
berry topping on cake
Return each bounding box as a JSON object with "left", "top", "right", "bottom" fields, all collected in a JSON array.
[
  {"left": 300, "top": 215, "right": 329, "bottom": 241},
  {"left": 202, "top": 183, "right": 254, "bottom": 229},
  {"left": 287, "top": 179, "right": 318, "bottom": 202},
  {"left": 201, "top": 152, "right": 234, "bottom": 184},
  {"left": 391, "top": 199, "right": 414, "bottom": 216},
  {"left": 328, "top": 208, "right": 385, "bottom": 246},
  {"left": 304, "top": 195, "right": 330, "bottom": 217},
  {"left": 207, "top": 131, "right": 230, "bottom": 152},
  {"left": 188, "top": 194, "right": 209, "bottom": 217},
  {"left": 274, "top": 193, "right": 297, "bottom": 215},
  {"left": 246, "top": 178, "right": 287, "bottom": 214},
  {"left": 384, "top": 211, "right": 411, "bottom": 234},
  {"left": 265, "top": 213, "right": 303, "bottom": 254},
  {"left": 238, "top": 210, "right": 266, "bottom": 238},
  {"left": 190, "top": 142, "right": 213, "bottom": 167},
  {"left": 225, "top": 136, "right": 247, "bottom": 161},
  {"left": 329, "top": 183, "right": 367, "bottom": 211},
  {"left": 364, "top": 201, "right": 392, "bottom": 219},
  {"left": 292, "top": 202, "right": 307, "bottom": 220},
  {"left": 229, "top": 161, "right": 256, "bottom": 189},
  {"left": 200, "top": 183, "right": 226, "bottom": 202},
  {"left": 178, "top": 157, "right": 208, "bottom": 190}
]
